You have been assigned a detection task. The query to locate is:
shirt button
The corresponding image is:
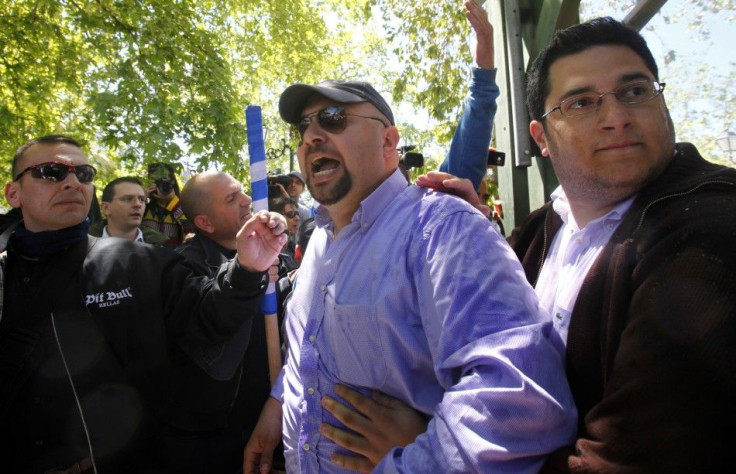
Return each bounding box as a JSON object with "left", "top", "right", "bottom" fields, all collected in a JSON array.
[
  {"left": 309, "top": 335, "right": 316, "bottom": 342},
  {"left": 320, "top": 284, "right": 326, "bottom": 292},
  {"left": 303, "top": 443, "right": 310, "bottom": 452},
  {"left": 307, "top": 387, "right": 315, "bottom": 395},
  {"left": 555, "top": 313, "right": 563, "bottom": 320},
  {"left": 35, "top": 439, "right": 43, "bottom": 446},
  {"left": 23, "top": 277, "right": 30, "bottom": 283}
]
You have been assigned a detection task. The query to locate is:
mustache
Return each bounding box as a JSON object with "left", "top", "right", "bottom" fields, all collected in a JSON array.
[{"left": 303, "top": 143, "right": 330, "bottom": 156}]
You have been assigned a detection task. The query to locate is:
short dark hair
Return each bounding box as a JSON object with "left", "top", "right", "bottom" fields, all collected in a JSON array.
[
  {"left": 269, "top": 196, "right": 298, "bottom": 215},
  {"left": 526, "top": 17, "right": 659, "bottom": 120},
  {"left": 101, "top": 177, "right": 144, "bottom": 202},
  {"left": 12, "top": 135, "right": 82, "bottom": 178}
]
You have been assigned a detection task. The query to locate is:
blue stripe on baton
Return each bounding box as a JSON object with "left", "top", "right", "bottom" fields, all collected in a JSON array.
[{"left": 246, "top": 105, "right": 278, "bottom": 315}]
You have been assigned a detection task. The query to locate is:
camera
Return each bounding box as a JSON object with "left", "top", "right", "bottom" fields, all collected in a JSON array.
[
  {"left": 268, "top": 173, "right": 291, "bottom": 199},
  {"left": 398, "top": 145, "right": 424, "bottom": 169},
  {"left": 155, "top": 179, "right": 174, "bottom": 195},
  {"left": 148, "top": 162, "right": 177, "bottom": 196},
  {"left": 487, "top": 148, "right": 505, "bottom": 167}
]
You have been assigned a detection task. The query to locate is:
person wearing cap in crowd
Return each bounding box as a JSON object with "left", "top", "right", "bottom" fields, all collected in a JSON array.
[
  {"left": 89, "top": 176, "right": 169, "bottom": 245},
  {"left": 285, "top": 170, "right": 312, "bottom": 224},
  {"left": 243, "top": 78, "right": 576, "bottom": 472}
]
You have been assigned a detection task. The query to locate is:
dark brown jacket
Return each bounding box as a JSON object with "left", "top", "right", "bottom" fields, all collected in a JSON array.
[{"left": 510, "top": 143, "right": 736, "bottom": 473}]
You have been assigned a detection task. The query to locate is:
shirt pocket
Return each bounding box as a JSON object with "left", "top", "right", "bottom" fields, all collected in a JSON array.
[{"left": 323, "top": 303, "right": 387, "bottom": 387}]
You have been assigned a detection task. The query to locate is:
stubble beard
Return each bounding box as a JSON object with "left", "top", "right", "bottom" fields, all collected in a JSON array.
[{"left": 307, "top": 172, "right": 352, "bottom": 206}]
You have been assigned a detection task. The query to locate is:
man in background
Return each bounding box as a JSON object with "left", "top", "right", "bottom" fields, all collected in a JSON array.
[
  {"left": 89, "top": 176, "right": 168, "bottom": 244},
  {"left": 285, "top": 170, "right": 312, "bottom": 224}
]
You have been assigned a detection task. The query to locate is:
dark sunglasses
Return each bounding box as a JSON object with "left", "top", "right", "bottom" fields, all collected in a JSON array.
[
  {"left": 295, "top": 106, "right": 388, "bottom": 141},
  {"left": 284, "top": 210, "right": 299, "bottom": 219},
  {"left": 14, "top": 162, "right": 97, "bottom": 183}
]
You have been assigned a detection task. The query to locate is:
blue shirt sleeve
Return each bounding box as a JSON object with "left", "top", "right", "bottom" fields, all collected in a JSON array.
[
  {"left": 373, "top": 199, "right": 577, "bottom": 472},
  {"left": 439, "top": 68, "right": 499, "bottom": 190}
]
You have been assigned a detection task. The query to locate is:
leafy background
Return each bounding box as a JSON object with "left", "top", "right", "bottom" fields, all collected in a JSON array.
[{"left": 1, "top": 0, "right": 733, "bottom": 200}]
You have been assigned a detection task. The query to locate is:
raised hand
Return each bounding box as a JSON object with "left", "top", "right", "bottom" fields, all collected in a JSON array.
[
  {"left": 465, "top": 0, "right": 494, "bottom": 69},
  {"left": 236, "top": 210, "right": 288, "bottom": 272}
]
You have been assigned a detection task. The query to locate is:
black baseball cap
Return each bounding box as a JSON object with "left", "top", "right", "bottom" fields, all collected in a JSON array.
[{"left": 279, "top": 80, "right": 395, "bottom": 126}]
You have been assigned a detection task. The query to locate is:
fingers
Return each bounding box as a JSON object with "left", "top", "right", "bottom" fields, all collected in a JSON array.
[
  {"left": 465, "top": 0, "right": 494, "bottom": 69},
  {"left": 322, "top": 393, "right": 371, "bottom": 430},
  {"left": 334, "top": 384, "right": 380, "bottom": 416},
  {"left": 242, "top": 449, "right": 261, "bottom": 474},
  {"left": 243, "top": 445, "right": 274, "bottom": 474},
  {"left": 441, "top": 176, "right": 478, "bottom": 197},
  {"left": 255, "top": 210, "right": 288, "bottom": 235},
  {"left": 416, "top": 173, "right": 490, "bottom": 216},
  {"left": 236, "top": 211, "right": 288, "bottom": 272},
  {"left": 275, "top": 183, "right": 288, "bottom": 197},
  {"left": 242, "top": 211, "right": 289, "bottom": 243},
  {"left": 415, "top": 171, "right": 455, "bottom": 192},
  {"left": 320, "top": 421, "right": 370, "bottom": 454},
  {"left": 329, "top": 452, "right": 374, "bottom": 473},
  {"left": 243, "top": 398, "right": 282, "bottom": 474}
]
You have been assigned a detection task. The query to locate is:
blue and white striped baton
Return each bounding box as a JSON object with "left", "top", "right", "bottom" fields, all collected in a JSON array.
[{"left": 246, "top": 105, "right": 282, "bottom": 385}]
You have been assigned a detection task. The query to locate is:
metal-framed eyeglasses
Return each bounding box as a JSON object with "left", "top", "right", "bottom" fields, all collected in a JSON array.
[{"left": 541, "top": 80, "right": 666, "bottom": 119}]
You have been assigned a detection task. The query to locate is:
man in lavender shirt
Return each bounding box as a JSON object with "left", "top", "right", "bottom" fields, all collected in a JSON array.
[{"left": 243, "top": 77, "right": 576, "bottom": 473}]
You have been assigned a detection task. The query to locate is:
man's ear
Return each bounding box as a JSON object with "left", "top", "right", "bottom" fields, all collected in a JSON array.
[
  {"left": 101, "top": 202, "right": 111, "bottom": 217},
  {"left": 530, "top": 120, "right": 550, "bottom": 157},
  {"left": 5, "top": 182, "right": 20, "bottom": 209},
  {"left": 383, "top": 126, "right": 401, "bottom": 162},
  {"left": 193, "top": 214, "right": 213, "bottom": 234}
]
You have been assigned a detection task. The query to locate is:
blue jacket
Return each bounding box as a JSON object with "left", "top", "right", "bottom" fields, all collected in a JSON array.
[{"left": 439, "top": 67, "right": 499, "bottom": 190}]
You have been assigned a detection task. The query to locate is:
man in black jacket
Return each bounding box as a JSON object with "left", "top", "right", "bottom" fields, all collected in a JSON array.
[
  {"left": 0, "top": 135, "right": 287, "bottom": 473},
  {"left": 171, "top": 170, "right": 283, "bottom": 472}
]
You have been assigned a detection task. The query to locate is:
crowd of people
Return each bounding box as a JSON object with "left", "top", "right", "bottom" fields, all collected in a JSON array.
[{"left": 1, "top": 0, "right": 734, "bottom": 473}]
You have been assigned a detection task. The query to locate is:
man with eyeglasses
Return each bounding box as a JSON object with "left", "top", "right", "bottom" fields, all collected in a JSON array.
[
  {"left": 89, "top": 176, "right": 168, "bottom": 245},
  {"left": 363, "top": 16, "right": 736, "bottom": 472},
  {"left": 518, "top": 17, "right": 736, "bottom": 471},
  {"left": 0, "top": 135, "right": 288, "bottom": 473},
  {"left": 243, "top": 75, "right": 576, "bottom": 471}
]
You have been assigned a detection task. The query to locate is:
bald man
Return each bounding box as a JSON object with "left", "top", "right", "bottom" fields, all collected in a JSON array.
[{"left": 170, "top": 171, "right": 283, "bottom": 472}]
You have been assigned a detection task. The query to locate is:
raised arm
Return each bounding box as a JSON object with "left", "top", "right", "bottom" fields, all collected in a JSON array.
[{"left": 439, "top": 0, "right": 499, "bottom": 190}]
